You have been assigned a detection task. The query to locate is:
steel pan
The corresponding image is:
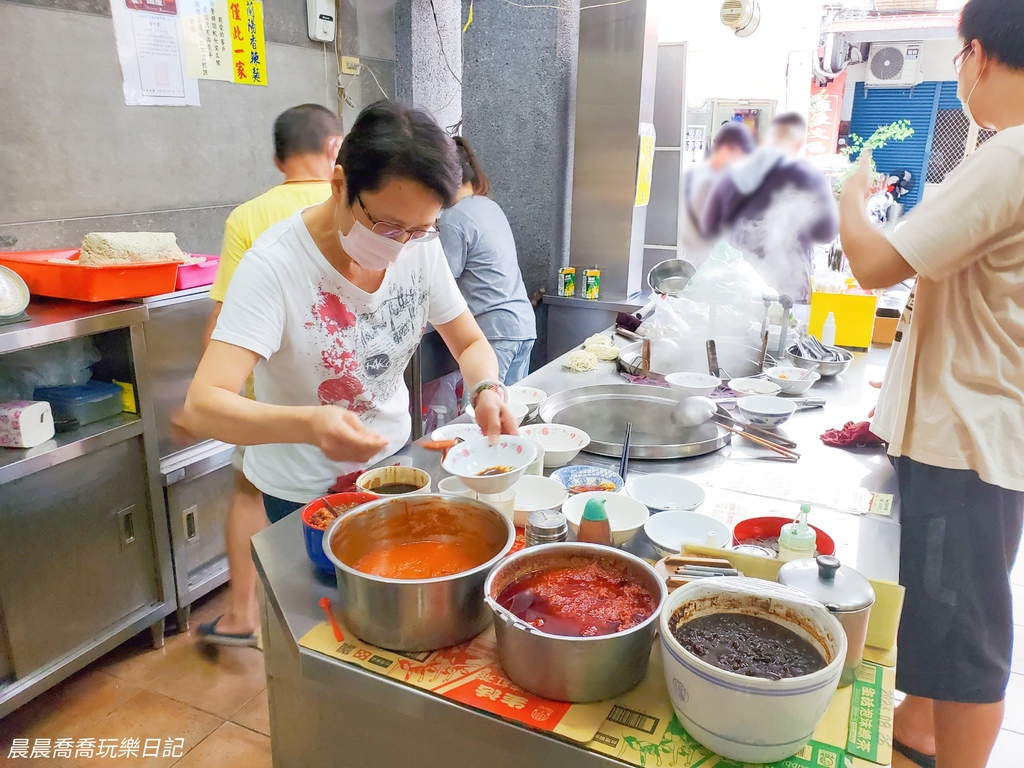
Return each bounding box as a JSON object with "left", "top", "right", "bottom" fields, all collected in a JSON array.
[
  {"left": 618, "top": 338, "right": 774, "bottom": 380},
  {"left": 538, "top": 384, "right": 731, "bottom": 460}
]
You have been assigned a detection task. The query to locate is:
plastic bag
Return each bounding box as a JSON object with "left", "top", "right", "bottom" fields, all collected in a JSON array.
[
  {"left": 421, "top": 370, "right": 463, "bottom": 427},
  {"left": 0, "top": 338, "right": 100, "bottom": 399}
]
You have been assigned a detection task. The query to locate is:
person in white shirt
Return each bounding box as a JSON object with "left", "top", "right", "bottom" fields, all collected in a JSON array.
[
  {"left": 840, "top": 2, "right": 1024, "bottom": 765},
  {"left": 183, "top": 101, "right": 519, "bottom": 642}
]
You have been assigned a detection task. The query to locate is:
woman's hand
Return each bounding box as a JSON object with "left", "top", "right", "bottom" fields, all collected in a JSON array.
[
  {"left": 310, "top": 406, "right": 389, "bottom": 463},
  {"left": 472, "top": 389, "right": 519, "bottom": 444}
]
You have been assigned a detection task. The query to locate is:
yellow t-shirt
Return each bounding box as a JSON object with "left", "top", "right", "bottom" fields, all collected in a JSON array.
[{"left": 209, "top": 181, "right": 332, "bottom": 302}]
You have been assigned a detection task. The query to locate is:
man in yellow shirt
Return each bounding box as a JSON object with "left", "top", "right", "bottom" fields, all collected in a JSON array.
[{"left": 199, "top": 103, "right": 342, "bottom": 646}]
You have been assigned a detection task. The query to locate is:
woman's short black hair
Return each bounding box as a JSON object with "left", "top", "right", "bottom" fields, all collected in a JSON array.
[
  {"left": 337, "top": 100, "right": 461, "bottom": 209},
  {"left": 960, "top": 0, "right": 1024, "bottom": 70},
  {"left": 273, "top": 104, "right": 342, "bottom": 163},
  {"left": 453, "top": 136, "right": 491, "bottom": 197}
]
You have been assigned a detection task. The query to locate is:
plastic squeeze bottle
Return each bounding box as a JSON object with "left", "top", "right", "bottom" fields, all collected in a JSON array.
[
  {"left": 821, "top": 312, "right": 837, "bottom": 347},
  {"left": 778, "top": 504, "right": 817, "bottom": 562},
  {"left": 577, "top": 498, "right": 613, "bottom": 546}
]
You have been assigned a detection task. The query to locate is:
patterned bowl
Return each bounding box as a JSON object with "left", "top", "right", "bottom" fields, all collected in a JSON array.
[
  {"left": 441, "top": 436, "right": 538, "bottom": 494},
  {"left": 550, "top": 465, "right": 625, "bottom": 495},
  {"left": 519, "top": 424, "right": 591, "bottom": 468}
]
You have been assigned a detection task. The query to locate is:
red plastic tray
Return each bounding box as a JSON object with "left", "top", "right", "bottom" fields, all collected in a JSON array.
[
  {"left": 175, "top": 256, "right": 219, "bottom": 291},
  {"left": 0, "top": 249, "right": 180, "bottom": 302}
]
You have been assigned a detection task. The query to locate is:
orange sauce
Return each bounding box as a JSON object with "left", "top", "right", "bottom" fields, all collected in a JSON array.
[{"left": 352, "top": 541, "right": 482, "bottom": 579}]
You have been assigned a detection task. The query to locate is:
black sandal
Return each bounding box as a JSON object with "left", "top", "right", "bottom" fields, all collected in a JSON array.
[
  {"left": 197, "top": 615, "right": 258, "bottom": 648},
  {"left": 893, "top": 737, "right": 936, "bottom": 768}
]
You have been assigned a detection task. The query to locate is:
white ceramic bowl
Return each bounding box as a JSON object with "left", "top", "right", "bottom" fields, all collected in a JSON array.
[
  {"left": 764, "top": 366, "right": 820, "bottom": 395},
  {"left": 737, "top": 395, "right": 797, "bottom": 429},
  {"left": 643, "top": 510, "right": 731, "bottom": 557},
  {"left": 660, "top": 579, "right": 847, "bottom": 763},
  {"left": 511, "top": 475, "right": 569, "bottom": 526},
  {"left": 431, "top": 423, "right": 484, "bottom": 442},
  {"left": 437, "top": 476, "right": 476, "bottom": 497},
  {"left": 728, "top": 377, "right": 782, "bottom": 397},
  {"left": 562, "top": 491, "right": 649, "bottom": 546},
  {"left": 519, "top": 424, "right": 591, "bottom": 468},
  {"left": 355, "top": 466, "right": 432, "bottom": 497},
  {"left": 625, "top": 474, "right": 706, "bottom": 511},
  {"left": 441, "top": 436, "right": 537, "bottom": 494},
  {"left": 507, "top": 385, "right": 548, "bottom": 415},
  {"left": 467, "top": 399, "right": 529, "bottom": 427},
  {"left": 665, "top": 372, "right": 721, "bottom": 398}
]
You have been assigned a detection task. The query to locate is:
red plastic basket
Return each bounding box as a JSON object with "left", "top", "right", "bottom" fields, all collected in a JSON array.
[{"left": 0, "top": 249, "right": 180, "bottom": 302}]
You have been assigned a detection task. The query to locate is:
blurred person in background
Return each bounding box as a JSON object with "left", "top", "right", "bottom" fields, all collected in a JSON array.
[
  {"left": 701, "top": 112, "right": 838, "bottom": 301},
  {"left": 438, "top": 137, "right": 536, "bottom": 384},
  {"left": 679, "top": 122, "right": 755, "bottom": 266},
  {"left": 184, "top": 104, "right": 342, "bottom": 647},
  {"left": 840, "top": 0, "right": 1024, "bottom": 765}
]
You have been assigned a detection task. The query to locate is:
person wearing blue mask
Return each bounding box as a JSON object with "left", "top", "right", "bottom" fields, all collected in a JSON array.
[
  {"left": 183, "top": 101, "right": 520, "bottom": 630},
  {"left": 840, "top": 1, "right": 1024, "bottom": 765}
]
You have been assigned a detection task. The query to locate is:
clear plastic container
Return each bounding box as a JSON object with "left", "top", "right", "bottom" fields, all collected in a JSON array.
[{"left": 33, "top": 381, "right": 124, "bottom": 427}]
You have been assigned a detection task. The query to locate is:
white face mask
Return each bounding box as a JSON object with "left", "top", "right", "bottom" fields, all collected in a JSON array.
[
  {"left": 338, "top": 217, "right": 415, "bottom": 272},
  {"left": 957, "top": 49, "right": 982, "bottom": 125}
]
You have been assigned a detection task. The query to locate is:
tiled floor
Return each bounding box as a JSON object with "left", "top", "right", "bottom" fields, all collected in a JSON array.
[
  {"left": 0, "top": 588, "right": 270, "bottom": 768},
  {"left": 3, "top": 559, "right": 1024, "bottom": 767}
]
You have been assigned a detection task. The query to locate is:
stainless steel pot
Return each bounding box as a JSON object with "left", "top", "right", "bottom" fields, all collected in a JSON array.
[
  {"left": 484, "top": 543, "right": 667, "bottom": 702},
  {"left": 324, "top": 494, "right": 515, "bottom": 652},
  {"left": 777, "top": 555, "right": 875, "bottom": 687}
]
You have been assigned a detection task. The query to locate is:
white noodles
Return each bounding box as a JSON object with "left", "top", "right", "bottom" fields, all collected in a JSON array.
[{"left": 563, "top": 349, "right": 599, "bottom": 372}]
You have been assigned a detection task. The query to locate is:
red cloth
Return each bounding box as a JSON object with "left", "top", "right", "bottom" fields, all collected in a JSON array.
[{"left": 820, "top": 421, "right": 884, "bottom": 448}]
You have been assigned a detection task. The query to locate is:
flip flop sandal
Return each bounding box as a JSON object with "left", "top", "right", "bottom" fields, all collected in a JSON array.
[
  {"left": 893, "top": 737, "right": 936, "bottom": 768},
  {"left": 197, "top": 615, "right": 258, "bottom": 648}
]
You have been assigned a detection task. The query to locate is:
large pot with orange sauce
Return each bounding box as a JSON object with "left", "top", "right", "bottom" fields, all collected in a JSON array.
[{"left": 323, "top": 494, "right": 515, "bottom": 651}]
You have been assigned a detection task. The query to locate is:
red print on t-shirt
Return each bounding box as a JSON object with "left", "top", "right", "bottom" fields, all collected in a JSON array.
[{"left": 311, "top": 291, "right": 372, "bottom": 415}]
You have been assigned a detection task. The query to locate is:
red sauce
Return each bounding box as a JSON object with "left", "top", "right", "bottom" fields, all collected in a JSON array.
[
  {"left": 496, "top": 563, "right": 655, "bottom": 637},
  {"left": 352, "top": 541, "right": 482, "bottom": 579}
]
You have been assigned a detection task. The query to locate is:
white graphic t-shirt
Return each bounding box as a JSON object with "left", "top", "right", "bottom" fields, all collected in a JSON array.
[{"left": 212, "top": 211, "right": 467, "bottom": 502}]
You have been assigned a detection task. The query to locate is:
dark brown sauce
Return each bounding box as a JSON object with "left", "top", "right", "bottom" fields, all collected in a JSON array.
[
  {"left": 477, "top": 466, "right": 513, "bottom": 477},
  {"left": 374, "top": 483, "right": 421, "bottom": 495},
  {"left": 672, "top": 613, "right": 826, "bottom": 680}
]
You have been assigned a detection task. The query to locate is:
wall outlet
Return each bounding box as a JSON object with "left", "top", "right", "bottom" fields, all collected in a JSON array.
[{"left": 341, "top": 56, "right": 361, "bottom": 76}]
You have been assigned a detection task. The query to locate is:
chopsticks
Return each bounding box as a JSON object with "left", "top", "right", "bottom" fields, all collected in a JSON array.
[
  {"left": 619, "top": 421, "right": 632, "bottom": 479},
  {"left": 713, "top": 412, "right": 798, "bottom": 450},
  {"left": 716, "top": 421, "right": 800, "bottom": 461}
]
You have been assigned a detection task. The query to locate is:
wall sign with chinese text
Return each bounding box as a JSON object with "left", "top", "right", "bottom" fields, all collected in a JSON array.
[
  {"left": 182, "top": 0, "right": 267, "bottom": 85},
  {"left": 110, "top": 0, "right": 201, "bottom": 106}
]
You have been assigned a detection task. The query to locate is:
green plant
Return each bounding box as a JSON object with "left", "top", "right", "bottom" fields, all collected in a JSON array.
[{"left": 842, "top": 119, "right": 915, "bottom": 160}]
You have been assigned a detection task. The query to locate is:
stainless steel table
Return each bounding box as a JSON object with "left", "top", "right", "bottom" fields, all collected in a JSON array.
[{"left": 253, "top": 341, "right": 900, "bottom": 767}]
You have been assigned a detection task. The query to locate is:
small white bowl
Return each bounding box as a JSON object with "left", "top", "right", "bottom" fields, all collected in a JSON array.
[
  {"left": 430, "top": 423, "right": 484, "bottom": 442},
  {"left": 356, "top": 466, "right": 432, "bottom": 497},
  {"left": 728, "top": 377, "right": 782, "bottom": 397},
  {"left": 643, "top": 510, "right": 731, "bottom": 557},
  {"left": 764, "top": 366, "right": 820, "bottom": 395},
  {"left": 507, "top": 386, "right": 547, "bottom": 415},
  {"left": 519, "top": 424, "right": 591, "bottom": 468},
  {"left": 626, "top": 474, "right": 706, "bottom": 511},
  {"left": 466, "top": 399, "right": 529, "bottom": 427},
  {"left": 437, "top": 476, "right": 476, "bottom": 497},
  {"left": 737, "top": 395, "right": 797, "bottom": 429},
  {"left": 665, "top": 372, "right": 721, "bottom": 398},
  {"left": 511, "top": 475, "right": 569, "bottom": 526},
  {"left": 562, "top": 491, "right": 649, "bottom": 546},
  {"left": 441, "top": 436, "right": 537, "bottom": 494}
]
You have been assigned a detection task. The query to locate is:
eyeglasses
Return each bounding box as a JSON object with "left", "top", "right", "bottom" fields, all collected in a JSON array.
[
  {"left": 357, "top": 196, "right": 439, "bottom": 242},
  {"left": 953, "top": 44, "right": 972, "bottom": 74}
]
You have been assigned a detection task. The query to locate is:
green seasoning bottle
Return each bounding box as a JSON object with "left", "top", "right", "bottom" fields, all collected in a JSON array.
[{"left": 577, "top": 498, "right": 613, "bottom": 546}]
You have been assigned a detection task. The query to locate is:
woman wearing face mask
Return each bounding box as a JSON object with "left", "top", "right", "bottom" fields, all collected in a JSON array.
[
  {"left": 437, "top": 137, "right": 537, "bottom": 384},
  {"left": 839, "top": 1, "right": 1024, "bottom": 766},
  {"left": 183, "top": 100, "right": 518, "bottom": 536}
]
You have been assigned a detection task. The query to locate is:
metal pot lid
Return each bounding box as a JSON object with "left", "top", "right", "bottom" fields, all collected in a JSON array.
[{"left": 777, "top": 555, "right": 875, "bottom": 612}]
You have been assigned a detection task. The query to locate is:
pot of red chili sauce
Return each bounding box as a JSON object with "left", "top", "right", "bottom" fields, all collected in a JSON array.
[
  {"left": 484, "top": 543, "right": 667, "bottom": 702},
  {"left": 324, "top": 494, "right": 515, "bottom": 652}
]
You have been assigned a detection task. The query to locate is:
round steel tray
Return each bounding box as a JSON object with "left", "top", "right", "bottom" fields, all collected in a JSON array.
[
  {"left": 538, "top": 384, "right": 731, "bottom": 460},
  {"left": 618, "top": 339, "right": 773, "bottom": 380}
]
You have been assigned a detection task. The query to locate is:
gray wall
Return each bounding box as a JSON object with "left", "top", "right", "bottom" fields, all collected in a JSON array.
[
  {"left": 336, "top": 0, "right": 398, "bottom": 130},
  {"left": 0, "top": 0, "right": 336, "bottom": 255},
  {"left": 395, "top": 0, "right": 462, "bottom": 131},
  {"left": 458, "top": 0, "right": 579, "bottom": 299}
]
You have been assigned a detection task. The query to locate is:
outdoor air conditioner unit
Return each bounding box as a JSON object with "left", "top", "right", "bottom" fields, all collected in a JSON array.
[{"left": 865, "top": 42, "right": 922, "bottom": 88}]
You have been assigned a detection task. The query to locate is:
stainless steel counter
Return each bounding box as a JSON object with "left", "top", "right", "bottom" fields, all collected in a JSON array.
[{"left": 253, "top": 338, "right": 899, "bottom": 767}]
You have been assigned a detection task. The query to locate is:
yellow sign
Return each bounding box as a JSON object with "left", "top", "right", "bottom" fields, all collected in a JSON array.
[
  {"left": 182, "top": 0, "right": 266, "bottom": 85},
  {"left": 634, "top": 122, "right": 657, "bottom": 207}
]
